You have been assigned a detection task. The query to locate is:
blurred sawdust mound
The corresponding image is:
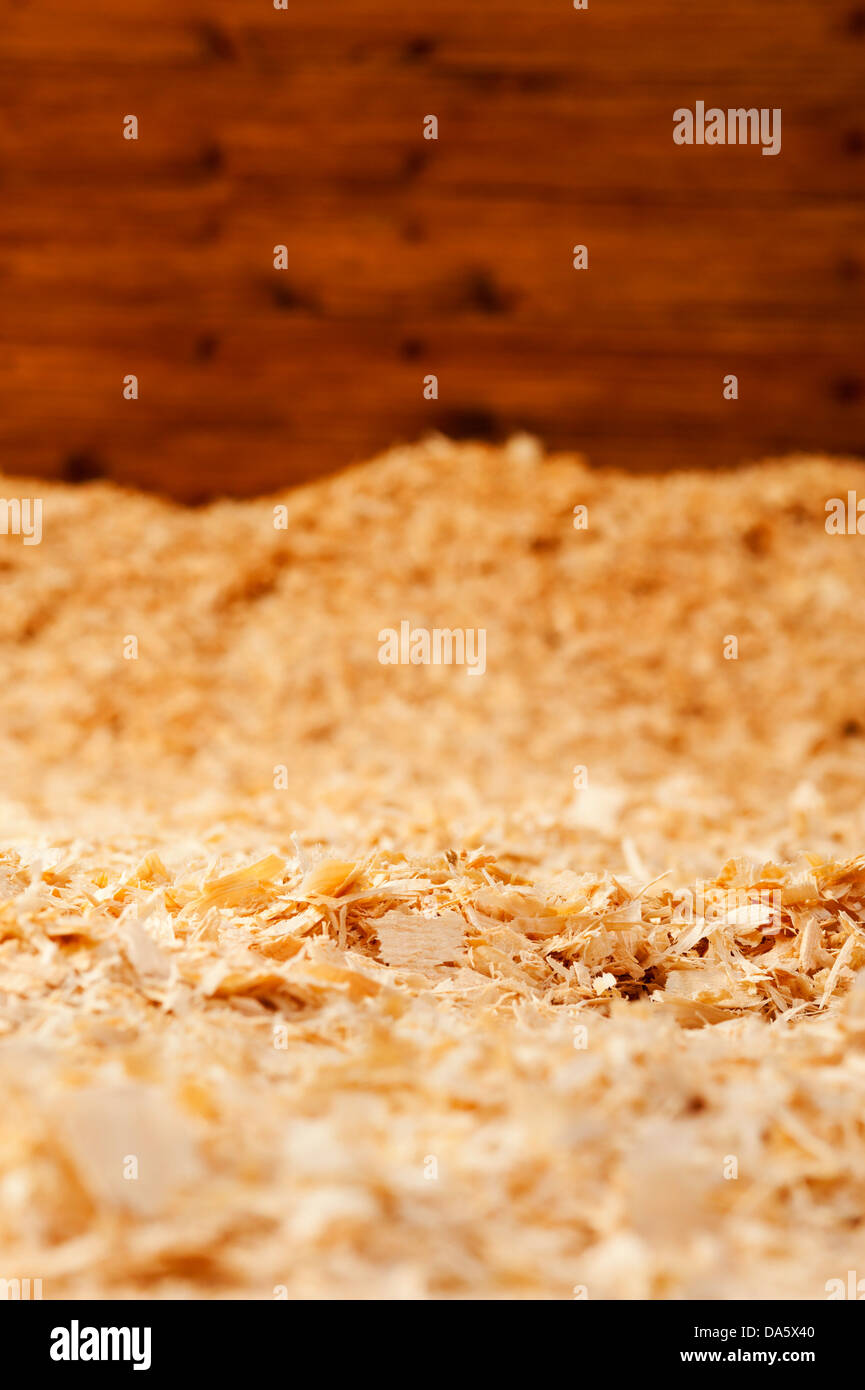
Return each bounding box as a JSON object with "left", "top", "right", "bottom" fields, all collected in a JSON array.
[{"left": 2, "top": 435, "right": 865, "bottom": 1299}]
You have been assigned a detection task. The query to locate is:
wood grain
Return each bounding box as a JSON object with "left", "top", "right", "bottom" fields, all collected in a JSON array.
[{"left": 1, "top": 0, "right": 863, "bottom": 497}]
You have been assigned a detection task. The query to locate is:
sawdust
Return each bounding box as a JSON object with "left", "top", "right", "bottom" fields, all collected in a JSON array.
[{"left": 2, "top": 435, "right": 865, "bottom": 1298}]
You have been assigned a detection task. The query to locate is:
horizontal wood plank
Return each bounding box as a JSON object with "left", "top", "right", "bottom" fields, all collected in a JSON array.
[{"left": 1, "top": 0, "right": 863, "bottom": 495}]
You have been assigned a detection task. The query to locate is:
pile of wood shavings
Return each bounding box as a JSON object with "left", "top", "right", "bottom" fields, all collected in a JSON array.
[{"left": 3, "top": 436, "right": 865, "bottom": 1299}]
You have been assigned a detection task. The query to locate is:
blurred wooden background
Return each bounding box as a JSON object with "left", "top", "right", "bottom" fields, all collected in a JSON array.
[{"left": 1, "top": 0, "right": 864, "bottom": 499}]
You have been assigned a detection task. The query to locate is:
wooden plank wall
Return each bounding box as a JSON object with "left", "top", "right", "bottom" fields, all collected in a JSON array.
[{"left": 1, "top": 0, "right": 863, "bottom": 498}]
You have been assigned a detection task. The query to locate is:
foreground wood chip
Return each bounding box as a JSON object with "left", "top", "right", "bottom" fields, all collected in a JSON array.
[
  {"left": 376, "top": 910, "right": 465, "bottom": 970},
  {"left": 194, "top": 855, "right": 286, "bottom": 911},
  {"left": 301, "top": 860, "right": 359, "bottom": 899}
]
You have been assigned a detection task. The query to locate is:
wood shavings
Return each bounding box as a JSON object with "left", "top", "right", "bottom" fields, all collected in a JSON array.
[{"left": 2, "top": 439, "right": 865, "bottom": 1298}]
